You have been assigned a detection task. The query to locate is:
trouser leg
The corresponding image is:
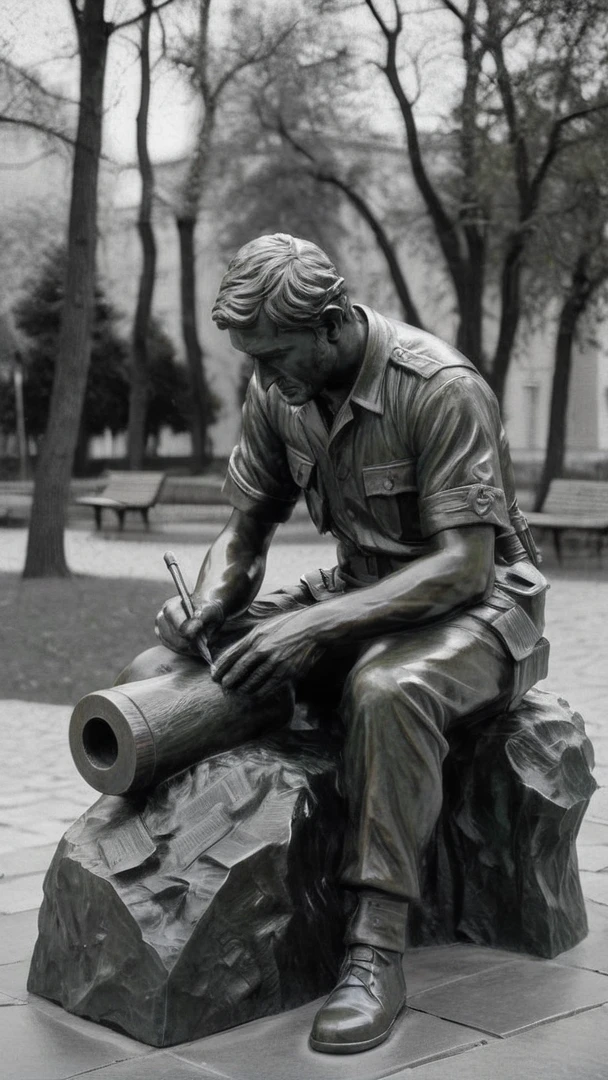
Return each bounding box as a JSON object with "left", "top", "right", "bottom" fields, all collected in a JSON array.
[{"left": 338, "top": 617, "right": 514, "bottom": 901}]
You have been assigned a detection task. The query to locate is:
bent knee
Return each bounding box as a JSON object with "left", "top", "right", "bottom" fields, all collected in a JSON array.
[{"left": 342, "top": 661, "right": 402, "bottom": 712}]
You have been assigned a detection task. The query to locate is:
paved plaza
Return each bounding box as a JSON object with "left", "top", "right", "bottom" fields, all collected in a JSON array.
[{"left": 1, "top": 515, "right": 607, "bottom": 1078}]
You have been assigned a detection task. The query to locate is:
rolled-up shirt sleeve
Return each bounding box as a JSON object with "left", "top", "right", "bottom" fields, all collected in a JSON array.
[
  {"left": 222, "top": 376, "right": 299, "bottom": 522},
  {"left": 412, "top": 372, "right": 512, "bottom": 537}
]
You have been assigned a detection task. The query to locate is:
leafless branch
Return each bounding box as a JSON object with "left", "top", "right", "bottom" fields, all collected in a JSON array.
[
  {"left": 155, "top": 5, "right": 169, "bottom": 57},
  {"left": 0, "top": 115, "right": 76, "bottom": 149},
  {"left": 210, "top": 23, "right": 296, "bottom": 103},
  {"left": 112, "top": 0, "right": 176, "bottom": 34},
  {"left": 0, "top": 59, "right": 78, "bottom": 107},
  {"left": 365, "top": 0, "right": 395, "bottom": 39},
  {"left": 530, "top": 101, "right": 608, "bottom": 206},
  {"left": 439, "top": 0, "right": 466, "bottom": 23}
]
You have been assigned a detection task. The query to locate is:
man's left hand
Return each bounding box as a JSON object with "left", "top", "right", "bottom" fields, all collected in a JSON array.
[{"left": 211, "top": 609, "right": 323, "bottom": 695}]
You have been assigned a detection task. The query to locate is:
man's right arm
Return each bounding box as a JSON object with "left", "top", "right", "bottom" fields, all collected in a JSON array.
[{"left": 156, "top": 508, "right": 277, "bottom": 655}]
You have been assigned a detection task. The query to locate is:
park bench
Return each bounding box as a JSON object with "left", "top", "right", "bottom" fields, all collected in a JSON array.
[
  {"left": 74, "top": 470, "right": 167, "bottom": 530},
  {"left": 525, "top": 478, "right": 608, "bottom": 562}
]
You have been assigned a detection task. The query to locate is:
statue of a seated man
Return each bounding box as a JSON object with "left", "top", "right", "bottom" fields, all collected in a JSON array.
[{"left": 128, "top": 233, "right": 549, "bottom": 1055}]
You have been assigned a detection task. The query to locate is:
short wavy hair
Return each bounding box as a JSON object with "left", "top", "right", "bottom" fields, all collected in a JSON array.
[{"left": 212, "top": 233, "right": 351, "bottom": 331}]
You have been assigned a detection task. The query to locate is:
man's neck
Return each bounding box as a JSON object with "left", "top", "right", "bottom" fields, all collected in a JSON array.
[{"left": 319, "top": 309, "right": 368, "bottom": 415}]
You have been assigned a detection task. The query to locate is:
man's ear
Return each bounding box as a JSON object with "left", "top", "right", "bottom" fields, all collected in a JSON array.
[{"left": 320, "top": 304, "right": 345, "bottom": 342}]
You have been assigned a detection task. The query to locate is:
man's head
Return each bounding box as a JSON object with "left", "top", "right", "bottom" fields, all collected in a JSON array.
[{"left": 212, "top": 233, "right": 359, "bottom": 405}]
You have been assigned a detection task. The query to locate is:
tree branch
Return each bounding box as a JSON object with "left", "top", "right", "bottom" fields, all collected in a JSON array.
[
  {"left": 112, "top": 0, "right": 176, "bottom": 33},
  {"left": 365, "top": 0, "right": 393, "bottom": 38},
  {"left": 487, "top": 20, "right": 530, "bottom": 212},
  {"left": 0, "top": 115, "right": 76, "bottom": 149},
  {"left": 274, "top": 116, "right": 425, "bottom": 328},
  {"left": 0, "top": 59, "right": 79, "bottom": 107},
  {"left": 530, "top": 101, "right": 608, "bottom": 212},
  {"left": 209, "top": 24, "right": 296, "bottom": 103},
  {"left": 439, "top": 0, "right": 466, "bottom": 23}
]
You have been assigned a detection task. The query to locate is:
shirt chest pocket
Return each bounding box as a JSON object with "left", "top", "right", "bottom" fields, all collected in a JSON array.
[
  {"left": 285, "top": 445, "right": 327, "bottom": 532},
  {"left": 362, "top": 459, "right": 418, "bottom": 540}
]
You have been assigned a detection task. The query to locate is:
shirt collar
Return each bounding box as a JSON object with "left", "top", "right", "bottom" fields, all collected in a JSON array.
[{"left": 349, "top": 304, "right": 397, "bottom": 415}]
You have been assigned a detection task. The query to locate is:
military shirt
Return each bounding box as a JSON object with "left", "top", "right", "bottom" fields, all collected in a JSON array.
[{"left": 223, "top": 305, "right": 523, "bottom": 577}]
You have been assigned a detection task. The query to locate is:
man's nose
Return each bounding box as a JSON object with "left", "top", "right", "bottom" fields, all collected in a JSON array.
[{"left": 255, "top": 361, "right": 277, "bottom": 392}]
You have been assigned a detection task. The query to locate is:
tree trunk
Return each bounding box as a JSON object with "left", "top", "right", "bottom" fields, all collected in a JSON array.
[
  {"left": 455, "top": 252, "right": 486, "bottom": 372},
  {"left": 534, "top": 255, "right": 595, "bottom": 512},
  {"left": 73, "top": 421, "right": 89, "bottom": 478},
  {"left": 327, "top": 176, "right": 424, "bottom": 328},
  {"left": 177, "top": 215, "right": 212, "bottom": 469},
  {"left": 489, "top": 234, "right": 525, "bottom": 407},
  {"left": 23, "top": 0, "right": 109, "bottom": 577},
  {"left": 128, "top": 0, "right": 156, "bottom": 470}
]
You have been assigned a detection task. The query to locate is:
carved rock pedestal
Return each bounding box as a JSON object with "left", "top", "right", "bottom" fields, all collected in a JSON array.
[
  {"left": 408, "top": 688, "right": 597, "bottom": 958},
  {"left": 28, "top": 731, "right": 347, "bottom": 1047},
  {"left": 28, "top": 689, "right": 596, "bottom": 1047}
]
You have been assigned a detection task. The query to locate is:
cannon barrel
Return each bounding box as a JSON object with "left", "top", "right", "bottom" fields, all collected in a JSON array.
[{"left": 69, "top": 666, "right": 293, "bottom": 796}]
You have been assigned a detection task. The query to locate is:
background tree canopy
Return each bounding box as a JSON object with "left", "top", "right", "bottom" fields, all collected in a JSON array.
[{"left": 1, "top": 246, "right": 190, "bottom": 470}]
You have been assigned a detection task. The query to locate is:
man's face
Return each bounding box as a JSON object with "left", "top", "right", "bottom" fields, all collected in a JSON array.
[{"left": 229, "top": 311, "right": 336, "bottom": 406}]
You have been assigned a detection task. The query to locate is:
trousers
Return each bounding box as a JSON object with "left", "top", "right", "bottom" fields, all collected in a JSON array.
[{"left": 124, "top": 563, "right": 547, "bottom": 903}]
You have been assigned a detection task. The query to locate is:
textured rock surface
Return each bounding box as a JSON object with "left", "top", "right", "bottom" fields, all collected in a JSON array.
[
  {"left": 409, "top": 688, "right": 597, "bottom": 957},
  {"left": 28, "top": 689, "right": 596, "bottom": 1046},
  {"left": 28, "top": 731, "right": 347, "bottom": 1047}
]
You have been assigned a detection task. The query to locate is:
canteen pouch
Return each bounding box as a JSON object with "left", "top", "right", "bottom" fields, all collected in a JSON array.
[{"left": 473, "top": 561, "right": 550, "bottom": 709}]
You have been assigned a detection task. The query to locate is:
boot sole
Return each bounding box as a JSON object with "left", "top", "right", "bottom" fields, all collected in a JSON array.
[{"left": 309, "top": 1003, "right": 407, "bottom": 1055}]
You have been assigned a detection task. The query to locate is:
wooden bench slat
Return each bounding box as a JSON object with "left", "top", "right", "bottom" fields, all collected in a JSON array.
[
  {"left": 74, "top": 471, "right": 166, "bottom": 529},
  {"left": 527, "top": 479, "right": 608, "bottom": 562}
]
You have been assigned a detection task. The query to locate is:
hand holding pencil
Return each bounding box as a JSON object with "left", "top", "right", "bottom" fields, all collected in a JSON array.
[{"left": 159, "top": 551, "right": 223, "bottom": 664}]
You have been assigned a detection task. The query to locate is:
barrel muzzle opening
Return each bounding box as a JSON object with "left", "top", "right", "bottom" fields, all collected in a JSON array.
[{"left": 82, "top": 717, "right": 119, "bottom": 770}]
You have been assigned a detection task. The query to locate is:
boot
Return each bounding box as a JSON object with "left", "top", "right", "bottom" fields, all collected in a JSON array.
[{"left": 310, "top": 890, "right": 408, "bottom": 1054}]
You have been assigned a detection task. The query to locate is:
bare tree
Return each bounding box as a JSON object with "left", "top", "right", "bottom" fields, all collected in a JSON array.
[
  {"left": 22, "top": 0, "right": 174, "bottom": 578},
  {"left": 531, "top": 163, "right": 608, "bottom": 508},
  {"left": 277, "top": 1, "right": 608, "bottom": 402},
  {"left": 128, "top": 0, "right": 160, "bottom": 469},
  {"left": 167, "top": 0, "right": 296, "bottom": 468}
]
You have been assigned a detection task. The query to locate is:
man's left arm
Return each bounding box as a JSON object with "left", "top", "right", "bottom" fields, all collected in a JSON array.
[
  {"left": 211, "top": 523, "right": 494, "bottom": 693},
  {"left": 213, "top": 370, "right": 507, "bottom": 694}
]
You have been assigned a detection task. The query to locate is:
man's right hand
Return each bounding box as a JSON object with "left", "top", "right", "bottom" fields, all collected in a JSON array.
[{"left": 155, "top": 596, "right": 225, "bottom": 658}]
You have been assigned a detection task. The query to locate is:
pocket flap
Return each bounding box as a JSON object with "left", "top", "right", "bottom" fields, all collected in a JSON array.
[
  {"left": 286, "top": 445, "right": 315, "bottom": 488},
  {"left": 363, "top": 459, "right": 416, "bottom": 497}
]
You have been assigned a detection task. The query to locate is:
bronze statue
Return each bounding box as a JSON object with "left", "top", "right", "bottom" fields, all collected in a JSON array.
[{"left": 110, "top": 233, "right": 550, "bottom": 1055}]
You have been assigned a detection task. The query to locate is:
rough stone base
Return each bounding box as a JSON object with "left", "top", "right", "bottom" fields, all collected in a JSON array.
[
  {"left": 28, "top": 689, "right": 596, "bottom": 1046},
  {"left": 408, "top": 688, "right": 597, "bottom": 957},
  {"left": 28, "top": 731, "right": 347, "bottom": 1047}
]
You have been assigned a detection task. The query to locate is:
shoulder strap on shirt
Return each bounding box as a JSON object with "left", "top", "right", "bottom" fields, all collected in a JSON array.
[{"left": 390, "top": 343, "right": 477, "bottom": 379}]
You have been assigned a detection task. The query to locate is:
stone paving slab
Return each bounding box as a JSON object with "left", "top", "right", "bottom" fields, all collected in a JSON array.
[
  {"left": 0, "top": 845, "right": 57, "bottom": 879},
  {"left": 408, "top": 959, "right": 608, "bottom": 1037},
  {"left": 0, "top": 1003, "right": 150, "bottom": 1080},
  {"left": 0, "top": 873, "right": 46, "bottom": 915},
  {"left": 559, "top": 900, "right": 608, "bottom": 976},
  {"left": 67, "top": 1054, "right": 222, "bottom": 1079},
  {"left": 586, "top": 789, "right": 608, "bottom": 825},
  {"left": 402, "top": 943, "right": 520, "bottom": 997},
  {"left": 0, "top": 909, "right": 39, "bottom": 966},
  {"left": 175, "top": 997, "right": 488, "bottom": 1080},
  {"left": 0, "top": 960, "right": 28, "bottom": 1001},
  {"left": 578, "top": 870, "right": 608, "bottom": 907},
  {"left": 394, "top": 1003, "right": 608, "bottom": 1080}
]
